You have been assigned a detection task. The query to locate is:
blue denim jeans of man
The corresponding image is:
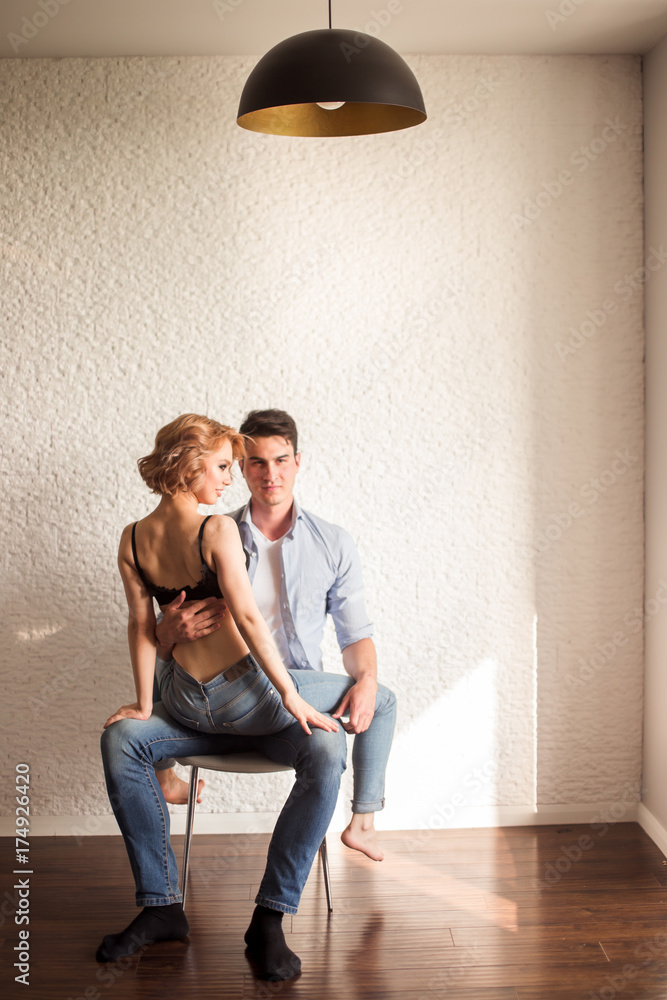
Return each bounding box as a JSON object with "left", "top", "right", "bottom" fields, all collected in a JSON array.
[
  {"left": 156, "top": 656, "right": 395, "bottom": 813},
  {"left": 100, "top": 674, "right": 396, "bottom": 913}
]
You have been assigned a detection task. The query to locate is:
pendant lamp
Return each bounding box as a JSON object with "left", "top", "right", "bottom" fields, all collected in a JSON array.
[{"left": 237, "top": 1, "right": 426, "bottom": 137}]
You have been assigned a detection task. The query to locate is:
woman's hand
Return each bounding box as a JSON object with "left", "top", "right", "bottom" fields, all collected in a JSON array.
[
  {"left": 103, "top": 703, "right": 152, "bottom": 729},
  {"left": 280, "top": 689, "right": 339, "bottom": 736}
]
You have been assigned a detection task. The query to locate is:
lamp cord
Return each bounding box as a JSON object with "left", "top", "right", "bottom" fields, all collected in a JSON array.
[{"left": 328, "top": 0, "right": 332, "bottom": 29}]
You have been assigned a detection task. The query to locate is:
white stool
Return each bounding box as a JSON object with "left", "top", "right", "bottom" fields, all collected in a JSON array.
[{"left": 174, "top": 753, "right": 333, "bottom": 911}]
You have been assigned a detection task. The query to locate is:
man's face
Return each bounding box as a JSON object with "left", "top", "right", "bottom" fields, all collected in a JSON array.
[{"left": 240, "top": 435, "right": 301, "bottom": 508}]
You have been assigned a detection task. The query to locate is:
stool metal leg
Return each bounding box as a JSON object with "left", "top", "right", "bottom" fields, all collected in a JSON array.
[
  {"left": 178, "top": 764, "right": 334, "bottom": 914},
  {"left": 319, "top": 837, "right": 333, "bottom": 912},
  {"left": 181, "top": 765, "right": 199, "bottom": 910}
]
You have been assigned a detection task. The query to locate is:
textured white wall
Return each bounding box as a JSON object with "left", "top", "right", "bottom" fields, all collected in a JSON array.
[
  {"left": 641, "top": 33, "right": 667, "bottom": 851},
  {"left": 0, "top": 53, "right": 644, "bottom": 834}
]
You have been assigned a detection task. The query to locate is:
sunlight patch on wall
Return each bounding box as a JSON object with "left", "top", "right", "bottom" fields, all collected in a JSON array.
[
  {"left": 380, "top": 658, "right": 499, "bottom": 830},
  {"left": 15, "top": 624, "right": 63, "bottom": 642}
]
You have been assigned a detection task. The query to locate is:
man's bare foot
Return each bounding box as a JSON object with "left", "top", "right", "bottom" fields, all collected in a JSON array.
[
  {"left": 341, "top": 815, "right": 384, "bottom": 861},
  {"left": 156, "top": 767, "right": 204, "bottom": 805}
]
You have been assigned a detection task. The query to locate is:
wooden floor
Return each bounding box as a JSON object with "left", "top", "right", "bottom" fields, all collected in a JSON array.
[{"left": 2, "top": 823, "right": 667, "bottom": 999}]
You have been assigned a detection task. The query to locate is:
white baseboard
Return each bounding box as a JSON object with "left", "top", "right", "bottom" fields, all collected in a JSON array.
[
  {"left": 637, "top": 802, "right": 667, "bottom": 859},
  {"left": 0, "top": 801, "right": 641, "bottom": 837},
  {"left": 379, "top": 801, "right": 639, "bottom": 831}
]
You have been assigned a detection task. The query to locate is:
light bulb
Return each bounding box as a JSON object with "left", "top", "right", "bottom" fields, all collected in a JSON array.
[{"left": 316, "top": 101, "right": 346, "bottom": 111}]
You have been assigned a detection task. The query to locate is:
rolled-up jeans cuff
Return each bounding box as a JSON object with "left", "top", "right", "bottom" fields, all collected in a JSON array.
[
  {"left": 137, "top": 892, "right": 183, "bottom": 906},
  {"left": 254, "top": 895, "right": 298, "bottom": 915},
  {"left": 352, "top": 798, "right": 384, "bottom": 814}
]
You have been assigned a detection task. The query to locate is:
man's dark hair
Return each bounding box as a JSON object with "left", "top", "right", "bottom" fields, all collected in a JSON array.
[{"left": 239, "top": 409, "right": 299, "bottom": 455}]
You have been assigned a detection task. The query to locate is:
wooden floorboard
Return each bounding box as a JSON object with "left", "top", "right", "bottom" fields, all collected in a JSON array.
[{"left": 3, "top": 823, "right": 667, "bottom": 999}]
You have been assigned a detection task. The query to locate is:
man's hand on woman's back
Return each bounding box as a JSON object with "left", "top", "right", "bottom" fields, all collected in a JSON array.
[{"left": 155, "top": 591, "right": 227, "bottom": 657}]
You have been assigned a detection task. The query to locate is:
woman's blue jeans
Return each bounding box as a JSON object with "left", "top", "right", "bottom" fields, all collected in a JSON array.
[
  {"left": 100, "top": 667, "right": 396, "bottom": 914},
  {"left": 157, "top": 654, "right": 295, "bottom": 736}
]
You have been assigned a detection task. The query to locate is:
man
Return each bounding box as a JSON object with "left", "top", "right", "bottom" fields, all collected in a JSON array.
[{"left": 99, "top": 409, "right": 396, "bottom": 980}]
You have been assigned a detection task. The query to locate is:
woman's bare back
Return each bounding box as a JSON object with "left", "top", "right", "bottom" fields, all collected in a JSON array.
[{"left": 132, "top": 511, "right": 250, "bottom": 683}]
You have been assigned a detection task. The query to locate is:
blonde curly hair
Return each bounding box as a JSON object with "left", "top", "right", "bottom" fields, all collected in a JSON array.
[{"left": 138, "top": 414, "right": 245, "bottom": 497}]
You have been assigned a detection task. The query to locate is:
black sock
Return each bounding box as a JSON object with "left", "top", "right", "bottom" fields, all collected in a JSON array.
[
  {"left": 244, "top": 904, "right": 301, "bottom": 980},
  {"left": 96, "top": 903, "right": 189, "bottom": 962}
]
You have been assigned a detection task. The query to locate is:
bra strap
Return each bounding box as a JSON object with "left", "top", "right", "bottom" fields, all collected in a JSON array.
[
  {"left": 131, "top": 522, "right": 146, "bottom": 582},
  {"left": 198, "top": 515, "right": 213, "bottom": 562}
]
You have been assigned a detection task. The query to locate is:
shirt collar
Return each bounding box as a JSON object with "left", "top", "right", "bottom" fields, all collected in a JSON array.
[{"left": 243, "top": 497, "right": 301, "bottom": 536}]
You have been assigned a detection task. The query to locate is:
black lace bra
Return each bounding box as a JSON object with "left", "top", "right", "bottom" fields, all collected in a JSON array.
[{"left": 131, "top": 515, "right": 223, "bottom": 607}]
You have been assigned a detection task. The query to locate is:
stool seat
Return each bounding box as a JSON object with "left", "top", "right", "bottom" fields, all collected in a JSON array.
[
  {"left": 176, "top": 752, "right": 293, "bottom": 773},
  {"left": 174, "top": 753, "right": 333, "bottom": 912}
]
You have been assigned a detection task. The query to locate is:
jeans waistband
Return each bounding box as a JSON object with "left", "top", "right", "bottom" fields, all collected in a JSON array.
[{"left": 170, "top": 654, "right": 257, "bottom": 691}]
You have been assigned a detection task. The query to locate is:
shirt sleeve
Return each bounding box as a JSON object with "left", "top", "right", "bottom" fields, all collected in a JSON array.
[{"left": 326, "top": 529, "right": 374, "bottom": 651}]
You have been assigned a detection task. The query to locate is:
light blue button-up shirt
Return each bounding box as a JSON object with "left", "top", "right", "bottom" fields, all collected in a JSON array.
[{"left": 228, "top": 500, "right": 374, "bottom": 671}]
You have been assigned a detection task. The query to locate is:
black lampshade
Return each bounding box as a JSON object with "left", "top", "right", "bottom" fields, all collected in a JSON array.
[{"left": 237, "top": 28, "right": 427, "bottom": 137}]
